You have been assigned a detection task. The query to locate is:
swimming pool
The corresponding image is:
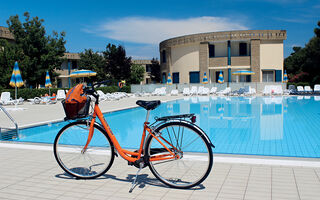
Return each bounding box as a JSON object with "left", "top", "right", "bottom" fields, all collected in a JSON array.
[{"left": 2, "top": 96, "right": 320, "bottom": 158}]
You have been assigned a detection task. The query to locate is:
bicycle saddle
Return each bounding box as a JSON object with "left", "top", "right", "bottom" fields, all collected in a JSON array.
[{"left": 136, "top": 100, "right": 161, "bottom": 110}]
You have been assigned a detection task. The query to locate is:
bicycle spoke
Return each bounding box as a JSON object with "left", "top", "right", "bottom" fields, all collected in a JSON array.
[
  {"left": 148, "top": 122, "right": 212, "bottom": 189},
  {"left": 54, "top": 122, "right": 114, "bottom": 179}
]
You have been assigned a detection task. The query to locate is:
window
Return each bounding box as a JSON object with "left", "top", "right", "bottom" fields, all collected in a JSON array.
[
  {"left": 173, "top": 72, "right": 179, "bottom": 84},
  {"left": 71, "top": 61, "right": 78, "bottom": 69},
  {"left": 209, "top": 44, "right": 215, "bottom": 58},
  {"left": 239, "top": 43, "right": 247, "bottom": 56},
  {"left": 162, "top": 72, "right": 166, "bottom": 83},
  {"left": 275, "top": 70, "right": 282, "bottom": 82},
  {"left": 162, "top": 50, "right": 166, "bottom": 63},
  {"left": 262, "top": 71, "right": 274, "bottom": 82},
  {"left": 146, "top": 64, "right": 152, "bottom": 73},
  {"left": 189, "top": 71, "right": 200, "bottom": 83},
  {"left": 239, "top": 75, "right": 251, "bottom": 82}
]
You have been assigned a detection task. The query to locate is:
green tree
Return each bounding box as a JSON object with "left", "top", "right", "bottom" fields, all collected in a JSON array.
[
  {"left": 103, "top": 43, "right": 132, "bottom": 81},
  {"left": 150, "top": 58, "right": 161, "bottom": 83},
  {"left": 129, "top": 64, "right": 145, "bottom": 84},
  {"left": 284, "top": 21, "right": 320, "bottom": 85},
  {"left": 0, "top": 39, "right": 24, "bottom": 88},
  {"left": 6, "top": 12, "right": 66, "bottom": 88},
  {"left": 78, "top": 49, "right": 108, "bottom": 82}
]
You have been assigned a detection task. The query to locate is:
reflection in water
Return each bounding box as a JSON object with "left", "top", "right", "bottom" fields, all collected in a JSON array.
[
  {"left": 8, "top": 96, "right": 320, "bottom": 158},
  {"left": 168, "top": 96, "right": 320, "bottom": 158}
]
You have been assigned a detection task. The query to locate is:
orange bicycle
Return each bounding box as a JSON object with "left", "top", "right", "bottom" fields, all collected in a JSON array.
[{"left": 53, "top": 81, "right": 214, "bottom": 190}]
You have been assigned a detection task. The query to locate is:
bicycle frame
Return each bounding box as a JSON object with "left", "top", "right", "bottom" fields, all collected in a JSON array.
[{"left": 82, "top": 104, "right": 179, "bottom": 163}]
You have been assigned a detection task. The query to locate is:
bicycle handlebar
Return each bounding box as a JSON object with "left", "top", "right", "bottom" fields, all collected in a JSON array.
[{"left": 83, "top": 80, "right": 111, "bottom": 104}]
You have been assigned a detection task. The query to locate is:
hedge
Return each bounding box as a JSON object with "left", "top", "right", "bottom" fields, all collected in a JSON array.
[{"left": 0, "top": 85, "right": 131, "bottom": 99}]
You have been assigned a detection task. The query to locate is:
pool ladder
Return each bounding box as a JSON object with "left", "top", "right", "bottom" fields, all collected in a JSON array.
[{"left": 0, "top": 105, "right": 19, "bottom": 140}]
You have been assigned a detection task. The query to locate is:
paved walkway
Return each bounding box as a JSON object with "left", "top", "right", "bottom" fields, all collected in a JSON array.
[{"left": 0, "top": 145, "right": 319, "bottom": 200}]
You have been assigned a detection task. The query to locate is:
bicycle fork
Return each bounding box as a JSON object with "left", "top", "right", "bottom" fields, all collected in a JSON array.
[{"left": 81, "top": 116, "right": 96, "bottom": 154}]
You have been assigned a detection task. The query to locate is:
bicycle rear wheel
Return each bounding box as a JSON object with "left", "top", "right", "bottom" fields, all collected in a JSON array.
[
  {"left": 145, "top": 121, "right": 213, "bottom": 189},
  {"left": 54, "top": 121, "right": 114, "bottom": 179}
]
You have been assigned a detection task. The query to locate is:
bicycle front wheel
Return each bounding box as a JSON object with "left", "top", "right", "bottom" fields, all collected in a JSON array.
[
  {"left": 145, "top": 121, "right": 213, "bottom": 189},
  {"left": 54, "top": 121, "right": 115, "bottom": 179}
]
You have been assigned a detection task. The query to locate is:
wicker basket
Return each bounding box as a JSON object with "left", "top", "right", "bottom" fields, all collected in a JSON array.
[{"left": 62, "top": 97, "right": 91, "bottom": 120}]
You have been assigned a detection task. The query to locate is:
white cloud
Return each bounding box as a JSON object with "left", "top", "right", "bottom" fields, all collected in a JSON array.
[{"left": 90, "top": 16, "right": 248, "bottom": 44}]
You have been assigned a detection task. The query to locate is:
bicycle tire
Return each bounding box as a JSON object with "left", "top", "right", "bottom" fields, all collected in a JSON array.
[
  {"left": 54, "top": 121, "right": 115, "bottom": 179},
  {"left": 145, "top": 121, "right": 213, "bottom": 189}
]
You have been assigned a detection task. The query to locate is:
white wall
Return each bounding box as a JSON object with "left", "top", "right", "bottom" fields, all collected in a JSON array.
[
  {"left": 259, "top": 40, "right": 284, "bottom": 82},
  {"left": 171, "top": 44, "right": 200, "bottom": 83}
]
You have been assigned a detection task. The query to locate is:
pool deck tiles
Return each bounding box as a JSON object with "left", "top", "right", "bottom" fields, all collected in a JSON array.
[{"left": 0, "top": 146, "right": 319, "bottom": 200}]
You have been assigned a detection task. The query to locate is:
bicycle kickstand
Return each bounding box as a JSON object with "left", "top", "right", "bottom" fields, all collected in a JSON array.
[{"left": 129, "top": 162, "right": 143, "bottom": 193}]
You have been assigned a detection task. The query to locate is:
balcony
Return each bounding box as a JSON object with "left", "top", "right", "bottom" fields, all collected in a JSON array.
[
  {"left": 209, "top": 57, "right": 228, "bottom": 67},
  {"left": 231, "top": 56, "right": 250, "bottom": 66}
]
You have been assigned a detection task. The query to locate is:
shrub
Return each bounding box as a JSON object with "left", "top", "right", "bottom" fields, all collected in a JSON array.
[{"left": 96, "top": 85, "right": 131, "bottom": 93}]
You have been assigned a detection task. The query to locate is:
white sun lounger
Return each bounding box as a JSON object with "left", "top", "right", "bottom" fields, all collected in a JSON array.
[
  {"left": 197, "top": 86, "right": 204, "bottom": 95},
  {"left": 57, "top": 90, "right": 66, "bottom": 100},
  {"left": 273, "top": 85, "right": 283, "bottom": 95},
  {"left": 297, "top": 86, "right": 304, "bottom": 94},
  {"left": 263, "top": 85, "right": 272, "bottom": 95},
  {"left": 210, "top": 87, "right": 217, "bottom": 94},
  {"left": 304, "top": 86, "right": 313, "bottom": 94},
  {"left": 190, "top": 86, "right": 198, "bottom": 95},
  {"left": 159, "top": 87, "right": 167, "bottom": 96},
  {"left": 152, "top": 88, "right": 161, "bottom": 96},
  {"left": 200, "top": 88, "right": 209, "bottom": 95},
  {"left": 217, "top": 87, "right": 231, "bottom": 95},
  {"left": 28, "top": 97, "right": 41, "bottom": 104},
  {"left": 183, "top": 88, "right": 190, "bottom": 96},
  {"left": 170, "top": 89, "right": 178, "bottom": 96},
  {"left": 97, "top": 90, "right": 109, "bottom": 101},
  {"left": 314, "top": 84, "right": 320, "bottom": 94},
  {"left": 0, "top": 92, "right": 14, "bottom": 105}
]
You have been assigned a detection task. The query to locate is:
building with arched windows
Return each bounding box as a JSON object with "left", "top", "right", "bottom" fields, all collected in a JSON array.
[{"left": 159, "top": 30, "right": 286, "bottom": 84}]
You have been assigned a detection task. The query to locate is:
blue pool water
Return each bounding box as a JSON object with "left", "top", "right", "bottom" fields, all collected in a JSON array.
[{"left": 3, "top": 96, "right": 320, "bottom": 158}]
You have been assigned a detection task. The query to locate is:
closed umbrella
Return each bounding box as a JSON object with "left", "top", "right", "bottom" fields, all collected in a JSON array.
[
  {"left": 202, "top": 72, "right": 208, "bottom": 84},
  {"left": 45, "top": 71, "right": 52, "bottom": 95},
  {"left": 218, "top": 71, "right": 224, "bottom": 84},
  {"left": 9, "top": 61, "right": 24, "bottom": 101},
  {"left": 283, "top": 70, "right": 288, "bottom": 83},
  {"left": 167, "top": 73, "right": 172, "bottom": 85}
]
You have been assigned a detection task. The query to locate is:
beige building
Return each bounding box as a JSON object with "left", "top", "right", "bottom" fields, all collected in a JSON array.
[
  {"left": 56, "top": 53, "right": 81, "bottom": 88},
  {"left": 0, "top": 26, "right": 15, "bottom": 42},
  {"left": 159, "top": 30, "right": 286, "bottom": 84},
  {"left": 132, "top": 59, "right": 153, "bottom": 84}
]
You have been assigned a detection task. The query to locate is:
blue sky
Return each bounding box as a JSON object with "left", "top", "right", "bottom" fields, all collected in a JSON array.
[{"left": 0, "top": 0, "right": 319, "bottom": 59}]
